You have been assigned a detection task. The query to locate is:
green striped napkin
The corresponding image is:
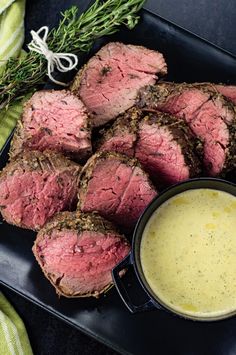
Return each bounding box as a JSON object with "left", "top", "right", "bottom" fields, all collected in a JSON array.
[
  {"left": 0, "top": 292, "right": 33, "bottom": 355},
  {"left": 0, "top": 0, "right": 26, "bottom": 151},
  {"left": 0, "top": 2, "right": 33, "bottom": 353},
  {"left": 0, "top": 0, "right": 25, "bottom": 69},
  {"left": 0, "top": 101, "right": 24, "bottom": 149}
]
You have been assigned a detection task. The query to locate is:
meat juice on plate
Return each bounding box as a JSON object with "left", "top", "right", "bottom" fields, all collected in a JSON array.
[{"left": 140, "top": 189, "right": 236, "bottom": 318}]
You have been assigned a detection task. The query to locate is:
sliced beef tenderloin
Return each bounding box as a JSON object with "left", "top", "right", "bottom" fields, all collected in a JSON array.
[
  {"left": 71, "top": 42, "right": 167, "bottom": 127},
  {"left": 191, "top": 83, "right": 236, "bottom": 105},
  {"left": 98, "top": 108, "right": 201, "bottom": 185},
  {"left": 215, "top": 85, "right": 236, "bottom": 105},
  {"left": 33, "top": 211, "right": 130, "bottom": 297},
  {"left": 0, "top": 151, "right": 80, "bottom": 231},
  {"left": 97, "top": 107, "right": 140, "bottom": 157},
  {"left": 78, "top": 152, "right": 157, "bottom": 231},
  {"left": 10, "top": 90, "right": 91, "bottom": 161},
  {"left": 138, "top": 83, "right": 236, "bottom": 176},
  {"left": 135, "top": 111, "right": 202, "bottom": 185}
]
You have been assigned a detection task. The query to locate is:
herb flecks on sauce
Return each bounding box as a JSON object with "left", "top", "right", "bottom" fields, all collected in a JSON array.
[{"left": 141, "top": 188, "right": 236, "bottom": 319}]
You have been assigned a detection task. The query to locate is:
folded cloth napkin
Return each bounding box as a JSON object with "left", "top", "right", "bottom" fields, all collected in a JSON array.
[
  {"left": 0, "top": 291, "right": 33, "bottom": 355},
  {"left": 0, "top": 97, "right": 24, "bottom": 150},
  {"left": 0, "top": 4, "right": 33, "bottom": 354},
  {"left": 0, "top": 0, "right": 25, "bottom": 69},
  {"left": 0, "top": 0, "right": 26, "bottom": 151}
]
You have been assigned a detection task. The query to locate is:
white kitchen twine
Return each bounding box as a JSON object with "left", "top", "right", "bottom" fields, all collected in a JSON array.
[{"left": 28, "top": 26, "right": 78, "bottom": 86}]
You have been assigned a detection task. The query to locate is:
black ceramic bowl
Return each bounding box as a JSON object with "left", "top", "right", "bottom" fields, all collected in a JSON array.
[{"left": 112, "top": 178, "right": 236, "bottom": 321}]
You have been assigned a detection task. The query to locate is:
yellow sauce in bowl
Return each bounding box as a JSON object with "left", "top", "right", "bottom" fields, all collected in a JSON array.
[{"left": 140, "top": 188, "right": 236, "bottom": 319}]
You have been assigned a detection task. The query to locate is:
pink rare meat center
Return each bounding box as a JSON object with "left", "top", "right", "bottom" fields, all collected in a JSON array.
[
  {"left": 81, "top": 57, "right": 157, "bottom": 117},
  {"left": 37, "top": 230, "right": 130, "bottom": 294},
  {"left": 0, "top": 171, "right": 77, "bottom": 229},
  {"left": 135, "top": 123, "right": 189, "bottom": 183},
  {"left": 81, "top": 158, "right": 157, "bottom": 229},
  {"left": 158, "top": 88, "right": 232, "bottom": 175},
  {"left": 100, "top": 133, "right": 136, "bottom": 157},
  {"left": 78, "top": 43, "right": 167, "bottom": 126},
  {"left": 216, "top": 85, "right": 236, "bottom": 105},
  {"left": 24, "top": 91, "right": 90, "bottom": 155}
]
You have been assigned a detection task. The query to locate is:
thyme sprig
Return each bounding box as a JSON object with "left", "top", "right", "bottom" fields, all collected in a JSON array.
[{"left": 0, "top": 0, "right": 145, "bottom": 109}]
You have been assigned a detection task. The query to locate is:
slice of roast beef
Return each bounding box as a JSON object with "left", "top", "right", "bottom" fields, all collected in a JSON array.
[
  {"left": 215, "top": 85, "right": 236, "bottom": 105},
  {"left": 33, "top": 211, "right": 130, "bottom": 298},
  {"left": 0, "top": 151, "right": 80, "bottom": 231},
  {"left": 78, "top": 152, "right": 157, "bottom": 231},
  {"left": 71, "top": 42, "right": 167, "bottom": 127},
  {"left": 138, "top": 83, "right": 236, "bottom": 176},
  {"left": 97, "top": 107, "right": 140, "bottom": 157},
  {"left": 10, "top": 90, "right": 91, "bottom": 161},
  {"left": 135, "top": 111, "right": 202, "bottom": 184},
  {"left": 191, "top": 83, "right": 236, "bottom": 105},
  {"left": 98, "top": 108, "right": 201, "bottom": 185}
]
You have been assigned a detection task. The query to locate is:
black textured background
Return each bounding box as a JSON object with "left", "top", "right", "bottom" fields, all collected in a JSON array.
[{"left": 1, "top": 1, "right": 236, "bottom": 354}]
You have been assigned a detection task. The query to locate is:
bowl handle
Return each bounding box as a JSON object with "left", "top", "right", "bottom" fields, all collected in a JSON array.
[{"left": 112, "top": 253, "right": 157, "bottom": 313}]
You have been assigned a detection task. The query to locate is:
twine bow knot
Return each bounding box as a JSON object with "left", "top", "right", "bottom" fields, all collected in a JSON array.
[{"left": 28, "top": 26, "right": 78, "bottom": 86}]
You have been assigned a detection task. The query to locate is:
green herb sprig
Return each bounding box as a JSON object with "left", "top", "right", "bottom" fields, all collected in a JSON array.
[{"left": 0, "top": 0, "right": 145, "bottom": 110}]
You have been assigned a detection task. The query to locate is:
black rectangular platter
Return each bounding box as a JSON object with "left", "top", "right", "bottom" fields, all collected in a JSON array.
[{"left": 1, "top": 7, "right": 236, "bottom": 355}]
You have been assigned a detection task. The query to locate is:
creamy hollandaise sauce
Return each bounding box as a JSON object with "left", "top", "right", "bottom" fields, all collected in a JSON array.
[{"left": 140, "top": 188, "right": 236, "bottom": 318}]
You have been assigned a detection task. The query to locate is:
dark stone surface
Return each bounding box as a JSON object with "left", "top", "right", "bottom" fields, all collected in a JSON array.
[
  {"left": 24, "top": 0, "right": 236, "bottom": 55},
  {"left": 1, "top": 1, "right": 236, "bottom": 355},
  {"left": 2, "top": 286, "right": 118, "bottom": 355},
  {"left": 146, "top": 0, "right": 236, "bottom": 54}
]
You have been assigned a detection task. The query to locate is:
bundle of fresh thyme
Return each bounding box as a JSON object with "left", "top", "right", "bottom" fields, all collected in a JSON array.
[{"left": 0, "top": 0, "right": 145, "bottom": 110}]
